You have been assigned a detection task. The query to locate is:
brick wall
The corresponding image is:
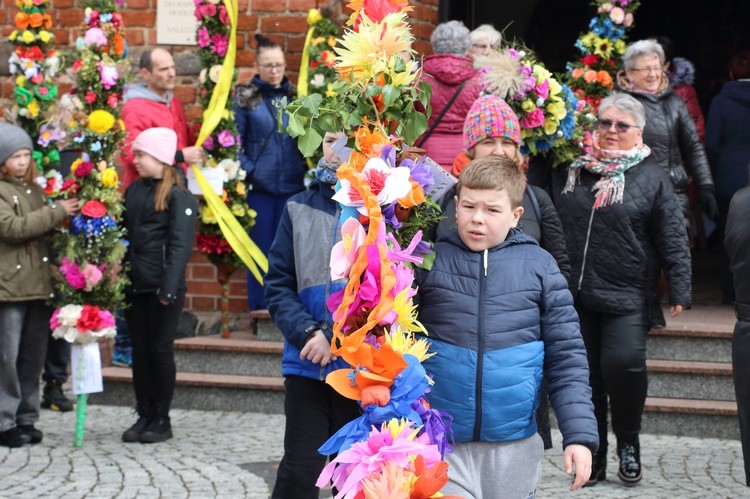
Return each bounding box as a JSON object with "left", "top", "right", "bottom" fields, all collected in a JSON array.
[{"left": 0, "top": 0, "right": 438, "bottom": 313}]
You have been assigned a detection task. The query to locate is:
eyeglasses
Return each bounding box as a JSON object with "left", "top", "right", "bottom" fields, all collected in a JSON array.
[
  {"left": 259, "top": 63, "right": 285, "bottom": 71},
  {"left": 597, "top": 119, "right": 639, "bottom": 133},
  {"left": 472, "top": 43, "right": 498, "bottom": 50},
  {"left": 630, "top": 66, "right": 662, "bottom": 74}
]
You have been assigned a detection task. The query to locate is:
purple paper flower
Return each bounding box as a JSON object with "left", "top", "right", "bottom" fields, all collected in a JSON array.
[
  {"left": 405, "top": 155, "right": 433, "bottom": 192},
  {"left": 203, "top": 135, "right": 215, "bottom": 151},
  {"left": 381, "top": 201, "right": 402, "bottom": 229},
  {"left": 217, "top": 130, "right": 235, "bottom": 147}
]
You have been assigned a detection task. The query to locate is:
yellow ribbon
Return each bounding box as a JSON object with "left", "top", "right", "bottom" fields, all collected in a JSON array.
[
  {"left": 192, "top": 165, "right": 268, "bottom": 283},
  {"left": 297, "top": 15, "right": 318, "bottom": 97},
  {"left": 192, "top": 0, "right": 268, "bottom": 284}
]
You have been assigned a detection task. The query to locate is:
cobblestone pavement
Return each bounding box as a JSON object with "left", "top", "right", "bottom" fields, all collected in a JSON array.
[{"left": 1, "top": 405, "right": 748, "bottom": 498}]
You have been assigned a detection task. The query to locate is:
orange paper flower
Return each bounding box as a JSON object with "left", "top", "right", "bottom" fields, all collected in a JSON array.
[{"left": 15, "top": 12, "right": 29, "bottom": 29}]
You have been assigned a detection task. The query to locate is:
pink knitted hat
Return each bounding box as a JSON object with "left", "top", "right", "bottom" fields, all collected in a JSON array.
[
  {"left": 132, "top": 127, "right": 177, "bottom": 165},
  {"left": 463, "top": 95, "right": 521, "bottom": 151}
]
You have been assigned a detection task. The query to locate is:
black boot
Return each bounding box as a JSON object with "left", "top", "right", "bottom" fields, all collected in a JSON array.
[
  {"left": 122, "top": 405, "right": 153, "bottom": 443},
  {"left": 18, "top": 425, "right": 43, "bottom": 444},
  {"left": 139, "top": 416, "right": 172, "bottom": 443},
  {"left": 584, "top": 448, "right": 607, "bottom": 486},
  {"left": 617, "top": 434, "right": 642, "bottom": 484},
  {"left": 583, "top": 393, "right": 609, "bottom": 487},
  {"left": 0, "top": 427, "right": 31, "bottom": 448},
  {"left": 41, "top": 380, "right": 74, "bottom": 412}
]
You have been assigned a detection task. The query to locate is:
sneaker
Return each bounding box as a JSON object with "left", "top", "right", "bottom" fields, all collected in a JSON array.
[
  {"left": 0, "top": 427, "right": 30, "bottom": 448},
  {"left": 122, "top": 415, "right": 151, "bottom": 443},
  {"left": 41, "top": 380, "right": 74, "bottom": 412},
  {"left": 139, "top": 417, "right": 172, "bottom": 443},
  {"left": 112, "top": 351, "right": 133, "bottom": 368},
  {"left": 18, "top": 425, "right": 43, "bottom": 444}
]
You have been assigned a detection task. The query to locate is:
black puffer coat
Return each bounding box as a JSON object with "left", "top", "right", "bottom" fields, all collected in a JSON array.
[
  {"left": 553, "top": 156, "right": 692, "bottom": 315},
  {"left": 124, "top": 178, "right": 198, "bottom": 303},
  {"left": 618, "top": 74, "right": 714, "bottom": 218}
]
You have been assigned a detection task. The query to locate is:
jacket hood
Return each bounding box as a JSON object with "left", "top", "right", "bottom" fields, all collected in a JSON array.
[
  {"left": 719, "top": 80, "right": 750, "bottom": 105},
  {"left": 423, "top": 54, "right": 478, "bottom": 86},
  {"left": 616, "top": 70, "right": 671, "bottom": 99},
  {"left": 669, "top": 57, "right": 695, "bottom": 87},
  {"left": 444, "top": 227, "right": 538, "bottom": 252},
  {"left": 123, "top": 83, "right": 172, "bottom": 104},
  {"left": 251, "top": 74, "right": 293, "bottom": 94}
]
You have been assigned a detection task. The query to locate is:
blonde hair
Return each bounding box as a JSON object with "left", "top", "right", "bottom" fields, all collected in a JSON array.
[
  {"left": 456, "top": 155, "right": 525, "bottom": 208},
  {"left": 154, "top": 165, "right": 185, "bottom": 212},
  {"left": 1, "top": 154, "right": 38, "bottom": 185}
]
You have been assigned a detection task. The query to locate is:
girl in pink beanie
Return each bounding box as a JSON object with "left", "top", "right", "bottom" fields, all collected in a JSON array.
[{"left": 122, "top": 127, "right": 198, "bottom": 443}]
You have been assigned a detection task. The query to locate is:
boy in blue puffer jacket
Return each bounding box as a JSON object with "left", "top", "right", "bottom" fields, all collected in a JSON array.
[
  {"left": 264, "top": 132, "right": 361, "bottom": 498},
  {"left": 416, "top": 155, "right": 598, "bottom": 497}
]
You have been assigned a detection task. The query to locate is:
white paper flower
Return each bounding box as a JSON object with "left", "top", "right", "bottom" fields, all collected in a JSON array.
[
  {"left": 217, "top": 158, "right": 240, "bottom": 181},
  {"left": 333, "top": 157, "right": 412, "bottom": 214},
  {"left": 209, "top": 65, "right": 223, "bottom": 83},
  {"left": 57, "top": 304, "right": 83, "bottom": 326}
]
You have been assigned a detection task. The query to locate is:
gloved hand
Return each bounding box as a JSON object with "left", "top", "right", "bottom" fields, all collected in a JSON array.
[{"left": 698, "top": 186, "right": 719, "bottom": 221}]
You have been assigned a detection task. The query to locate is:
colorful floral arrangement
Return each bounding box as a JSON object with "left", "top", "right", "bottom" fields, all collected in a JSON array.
[
  {"left": 476, "top": 46, "right": 579, "bottom": 164},
  {"left": 194, "top": 0, "right": 255, "bottom": 268},
  {"left": 50, "top": 304, "right": 116, "bottom": 344},
  {"left": 7, "top": 0, "right": 65, "bottom": 190},
  {"left": 301, "top": 9, "right": 340, "bottom": 97},
  {"left": 50, "top": 0, "right": 128, "bottom": 338},
  {"left": 566, "top": 0, "right": 641, "bottom": 111},
  {"left": 284, "top": 1, "right": 456, "bottom": 497}
]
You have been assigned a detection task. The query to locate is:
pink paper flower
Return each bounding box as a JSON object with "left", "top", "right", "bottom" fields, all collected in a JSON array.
[
  {"left": 330, "top": 217, "right": 366, "bottom": 280},
  {"left": 218, "top": 5, "right": 229, "bottom": 24},
  {"left": 610, "top": 7, "right": 625, "bottom": 24},
  {"left": 84, "top": 28, "right": 108, "bottom": 47},
  {"left": 82, "top": 264, "right": 103, "bottom": 291},
  {"left": 98, "top": 61, "right": 119, "bottom": 90},
  {"left": 195, "top": 3, "right": 216, "bottom": 20},
  {"left": 520, "top": 108, "right": 545, "bottom": 129},
  {"left": 623, "top": 12, "right": 634, "bottom": 27},
  {"left": 217, "top": 130, "right": 235, "bottom": 147},
  {"left": 534, "top": 80, "right": 550, "bottom": 100},
  {"left": 211, "top": 34, "right": 228, "bottom": 57},
  {"left": 197, "top": 26, "right": 210, "bottom": 48}
]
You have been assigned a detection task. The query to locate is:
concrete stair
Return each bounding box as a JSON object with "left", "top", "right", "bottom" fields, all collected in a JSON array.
[{"left": 641, "top": 305, "right": 738, "bottom": 439}]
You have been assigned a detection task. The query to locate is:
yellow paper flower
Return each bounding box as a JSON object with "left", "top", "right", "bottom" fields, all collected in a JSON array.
[
  {"left": 87, "top": 110, "right": 116, "bottom": 134},
  {"left": 335, "top": 11, "right": 415, "bottom": 85},
  {"left": 27, "top": 99, "right": 40, "bottom": 118},
  {"left": 614, "top": 39, "right": 626, "bottom": 54},
  {"left": 325, "top": 83, "right": 336, "bottom": 98},
  {"left": 311, "top": 36, "right": 325, "bottom": 46},
  {"left": 9, "top": 31, "right": 18, "bottom": 42},
  {"left": 581, "top": 32, "right": 596, "bottom": 48},
  {"left": 547, "top": 100, "right": 567, "bottom": 120},
  {"left": 15, "top": 75, "right": 26, "bottom": 86},
  {"left": 533, "top": 64, "right": 552, "bottom": 85},
  {"left": 235, "top": 182, "right": 246, "bottom": 197},
  {"left": 386, "top": 327, "right": 433, "bottom": 363},
  {"left": 594, "top": 38, "right": 613, "bottom": 59},
  {"left": 21, "top": 30, "right": 35, "bottom": 44},
  {"left": 543, "top": 117, "right": 559, "bottom": 135},
  {"left": 521, "top": 99, "right": 536, "bottom": 113},
  {"left": 327, "top": 36, "right": 337, "bottom": 48},
  {"left": 70, "top": 158, "right": 82, "bottom": 175},
  {"left": 200, "top": 204, "right": 217, "bottom": 224},
  {"left": 230, "top": 203, "right": 246, "bottom": 217},
  {"left": 307, "top": 8, "right": 322, "bottom": 25},
  {"left": 100, "top": 168, "right": 119, "bottom": 187},
  {"left": 38, "top": 30, "right": 51, "bottom": 43}
]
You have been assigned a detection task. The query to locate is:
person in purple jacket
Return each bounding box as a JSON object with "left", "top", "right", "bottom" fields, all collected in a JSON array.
[{"left": 417, "top": 21, "right": 483, "bottom": 170}]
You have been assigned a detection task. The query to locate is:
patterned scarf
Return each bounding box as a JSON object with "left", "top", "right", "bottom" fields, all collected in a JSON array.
[
  {"left": 314, "top": 158, "right": 340, "bottom": 185},
  {"left": 563, "top": 131, "right": 651, "bottom": 209}
]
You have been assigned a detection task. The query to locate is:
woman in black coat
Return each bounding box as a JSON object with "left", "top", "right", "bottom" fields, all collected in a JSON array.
[{"left": 555, "top": 93, "right": 691, "bottom": 487}]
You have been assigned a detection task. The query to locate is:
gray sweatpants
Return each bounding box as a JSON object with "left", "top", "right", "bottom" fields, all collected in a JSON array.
[
  {"left": 441, "top": 434, "right": 544, "bottom": 499},
  {"left": 0, "top": 301, "right": 51, "bottom": 432}
]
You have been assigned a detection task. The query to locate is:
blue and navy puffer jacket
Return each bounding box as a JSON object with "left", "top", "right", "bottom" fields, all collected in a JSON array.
[
  {"left": 234, "top": 76, "right": 306, "bottom": 196},
  {"left": 416, "top": 229, "right": 598, "bottom": 452},
  {"left": 264, "top": 180, "right": 349, "bottom": 379}
]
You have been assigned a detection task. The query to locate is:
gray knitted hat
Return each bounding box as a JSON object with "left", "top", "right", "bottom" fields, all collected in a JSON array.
[{"left": 0, "top": 123, "right": 34, "bottom": 167}]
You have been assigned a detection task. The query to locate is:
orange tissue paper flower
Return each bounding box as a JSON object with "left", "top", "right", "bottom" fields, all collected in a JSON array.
[
  {"left": 583, "top": 69, "right": 598, "bottom": 84},
  {"left": 15, "top": 12, "right": 29, "bottom": 29}
]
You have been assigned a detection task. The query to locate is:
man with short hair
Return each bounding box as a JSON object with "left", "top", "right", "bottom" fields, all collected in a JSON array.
[{"left": 120, "top": 47, "right": 204, "bottom": 187}]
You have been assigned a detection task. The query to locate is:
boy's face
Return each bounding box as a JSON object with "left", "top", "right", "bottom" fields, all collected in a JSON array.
[
  {"left": 2, "top": 149, "right": 32, "bottom": 178},
  {"left": 322, "top": 131, "right": 345, "bottom": 166},
  {"left": 455, "top": 187, "right": 523, "bottom": 252}
]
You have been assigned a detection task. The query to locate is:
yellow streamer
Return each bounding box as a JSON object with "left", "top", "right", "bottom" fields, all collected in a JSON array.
[
  {"left": 192, "top": 0, "right": 268, "bottom": 284},
  {"left": 297, "top": 10, "right": 319, "bottom": 97},
  {"left": 192, "top": 165, "right": 268, "bottom": 283}
]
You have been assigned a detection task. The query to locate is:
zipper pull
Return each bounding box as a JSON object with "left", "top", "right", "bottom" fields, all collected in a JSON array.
[{"left": 483, "top": 249, "right": 488, "bottom": 277}]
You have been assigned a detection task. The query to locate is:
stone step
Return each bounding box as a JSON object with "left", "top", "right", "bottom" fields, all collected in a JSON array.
[
  {"left": 646, "top": 359, "right": 734, "bottom": 401},
  {"left": 643, "top": 397, "right": 738, "bottom": 440},
  {"left": 647, "top": 328, "right": 732, "bottom": 362},
  {"left": 90, "top": 367, "right": 285, "bottom": 414},
  {"left": 249, "top": 310, "right": 283, "bottom": 342},
  {"left": 174, "top": 332, "right": 283, "bottom": 377}
]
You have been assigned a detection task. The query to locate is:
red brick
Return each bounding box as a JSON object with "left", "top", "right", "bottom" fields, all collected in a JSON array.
[
  {"left": 127, "top": 0, "right": 150, "bottom": 9},
  {"left": 261, "top": 15, "right": 308, "bottom": 34},
  {"left": 58, "top": 9, "right": 82, "bottom": 27},
  {"left": 184, "top": 104, "right": 202, "bottom": 121},
  {"left": 122, "top": 11, "right": 155, "bottom": 27},
  {"left": 236, "top": 50, "right": 255, "bottom": 67},
  {"left": 237, "top": 14, "right": 258, "bottom": 31},
  {"left": 189, "top": 251, "right": 208, "bottom": 263},
  {"left": 411, "top": 21, "right": 434, "bottom": 40},
  {"left": 288, "top": 0, "right": 316, "bottom": 12},
  {"left": 174, "top": 85, "right": 195, "bottom": 104},
  {"left": 413, "top": 40, "right": 431, "bottom": 57},
  {"left": 413, "top": 5, "right": 437, "bottom": 23},
  {"left": 52, "top": 0, "right": 75, "bottom": 8},
  {"left": 252, "top": 0, "right": 285, "bottom": 12},
  {"left": 229, "top": 281, "right": 247, "bottom": 296},
  {"left": 237, "top": 0, "right": 249, "bottom": 10},
  {"left": 229, "top": 298, "right": 248, "bottom": 312},
  {"left": 50, "top": 28, "right": 70, "bottom": 45},
  {"left": 147, "top": 30, "right": 157, "bottom": 44},
  {"left": 123, "top": 28, "right": 144, "bottom": 46},
  {"left": 188, "top": 280, "right": 223, "bottom": 295},
  {"left": 237, "top": 68, "right": 255, "bottom": 82},
  {"left": 286, "top": 35, "right": 306, "bottom": 52},
  {"left": 192, "top": 264, "right": 217, "bottom": 280},
  {"left": 190, "top": 296, "right": 217, "bottom": 311},
  {"left": 0, "top": 11, "right": 5, "bottom": 23}
]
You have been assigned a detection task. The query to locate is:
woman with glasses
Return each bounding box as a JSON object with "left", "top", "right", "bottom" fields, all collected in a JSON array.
[
  {"left": 234, "top": 34, "right": 306, "bottom": 310},
  {"left": 554, "top": 92, "right": 691, "bottom": 488}
]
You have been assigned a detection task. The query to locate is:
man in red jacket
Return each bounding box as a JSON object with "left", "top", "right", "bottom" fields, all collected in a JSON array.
[{"left": 120, "top": 48, "right": 205, "bottom": 187}]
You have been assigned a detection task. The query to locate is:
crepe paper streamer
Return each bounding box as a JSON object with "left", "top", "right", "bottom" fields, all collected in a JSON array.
[
  {"left": 297, "top": 8, "right": 322, "bottom": 97},
  {"left": 192, "top": 165, "right": 268, "bottom": 283},
  {"left": 74, "top": 394, "right": 87, "bottom": 447},
  {"left": 195, "top": 0, "right": 238, "bottom": 147}
]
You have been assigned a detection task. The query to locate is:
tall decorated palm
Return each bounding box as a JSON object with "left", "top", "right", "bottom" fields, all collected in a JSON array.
[
  {"left": 284, "top": 1, "right": 458, "bottom": 496},
  {"left": 49, "top": 0, "right": 129, "bottom": 446}
]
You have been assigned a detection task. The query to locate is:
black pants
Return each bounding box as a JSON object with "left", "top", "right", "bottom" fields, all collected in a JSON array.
[
  {"left": 42, "top": 336, "right": 70, "bottom": 383},
  {"left": 577, "top": 301, "right": 649, "bottom": 451},
  {"left": 125, "top": 292, "right": 184, "bottom": 417},
  {"left": 272, "top": 375, "right": 361, "bottom": 499},
  {"left": 733, "top": 319, "right": 750, "bottom": 485}
]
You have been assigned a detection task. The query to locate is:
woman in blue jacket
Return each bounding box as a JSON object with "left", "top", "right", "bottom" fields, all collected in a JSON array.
[{"left": 234, "top": 34, "right": 306, "bottom": 310}]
